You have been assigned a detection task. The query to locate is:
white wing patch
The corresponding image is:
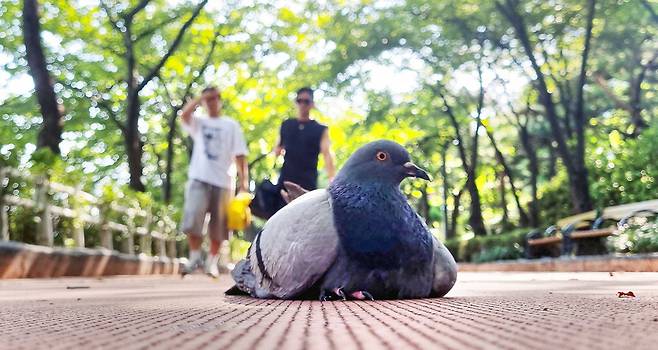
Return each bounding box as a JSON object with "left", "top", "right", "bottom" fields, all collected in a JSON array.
[{"left": 249, "top": 189, "right": 339, "bottom": 299}]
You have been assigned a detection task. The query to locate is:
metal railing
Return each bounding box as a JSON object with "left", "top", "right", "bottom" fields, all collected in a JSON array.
[{"left": 0, "top": 166, "right": 184, "bottom": 258}]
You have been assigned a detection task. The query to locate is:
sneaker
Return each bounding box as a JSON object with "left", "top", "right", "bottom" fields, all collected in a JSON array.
[
  {"left": 219, "top": 263, "right": 233, "bottom": 274},
  {"left": 205, "top": 261, "right": 220, "bottom": 278},
  {"left": 181, "top": 256, "right": 203, "bottom": 276}
]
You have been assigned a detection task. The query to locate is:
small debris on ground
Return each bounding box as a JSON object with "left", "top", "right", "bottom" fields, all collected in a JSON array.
[
  {"left": 608, "top": 272, "right": 614, "bottom": 277},
  {"left": 66, "top": 286, "right": 90, "bottom": 290},
  {"left": 617, "top": 291, "right": 636, "bottom": 298}
]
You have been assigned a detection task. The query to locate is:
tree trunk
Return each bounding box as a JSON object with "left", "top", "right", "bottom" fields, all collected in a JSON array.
[
  {"left": 465, "top": 172, "right": 487, "bottom": 236},
  {"left": 485, "top": 126, "right": 529, "bottom": 226},
  {"left": 418, "top": 184, "right": 430, "bottom": 226},
  {"left": 497, "top": 0, "right": 594, "bottom": 213},
  {"left": 125, "top": 92, "right": 145, "bottom": 192},
  {"left": 628, "top": 54, "right": 655, "bottom": 135},
  {"left": 519, "top": 126, "right": 540, "bottom": 227},
  {"left": 163, "top": 110, "right": 178, "bottom": 203},
  {"left": 123, "top": 17, "right": 145, "bottom": 192},
  {"left": 441, "top": 143, "right": 451, "bottom": 240},
  {"left": 434, "top": 84, "right": 487, "bottom": 236},
  {"left": 467, "top": 67, "right": 488, "bottom": 237},
  {"left": 568, "top": 167, "right": 593, "bottom": 214},
  {"left": 641, "top": 0, "right": 658, "bottom": 24},
  {"left": 499, "top": 170, "right": 510, "bottom": 230},
  {"left": 570, "top": 0, "right": 596, "bottom": 213},
  {"left": 110, "top": 0, "right": 208, "bottom": 192},
  {"left": 448, "top": 188, "right": 463, "bottom": 240},
  {"left": 546, "top": 142, "right": 557, "bottom": 179},
  {"left": 162, "top": 33, "right": 218, "bottom": 203},
  {"left": 22, "top": 0, "right": 63, "bottom": 155}
]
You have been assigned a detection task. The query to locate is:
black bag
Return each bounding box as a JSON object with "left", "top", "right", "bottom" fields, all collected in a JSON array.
[{"left": 250, "top": 179, "right": 284, "bottom": 219}]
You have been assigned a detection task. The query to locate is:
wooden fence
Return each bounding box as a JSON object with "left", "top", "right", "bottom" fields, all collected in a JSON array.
[{"left": 0, "top": 166, "right": 183, "bottom": 258}]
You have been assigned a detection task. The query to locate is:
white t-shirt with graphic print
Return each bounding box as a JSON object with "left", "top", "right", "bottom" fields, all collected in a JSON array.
[{"left": 182, "top": 114, "right": 248, "bottom": 189}]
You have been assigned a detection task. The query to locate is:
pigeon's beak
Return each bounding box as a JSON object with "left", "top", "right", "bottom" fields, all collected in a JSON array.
[{"left": 402, "top": 162, "right": 432, "bottom": 181}]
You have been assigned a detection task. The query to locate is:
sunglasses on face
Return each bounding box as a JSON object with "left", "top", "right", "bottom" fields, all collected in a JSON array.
[{"left": 296, "top": 98, "right": 312, "bottom": 105}]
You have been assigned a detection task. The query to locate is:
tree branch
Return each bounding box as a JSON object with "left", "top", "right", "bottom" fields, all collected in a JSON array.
[
  {"left": 96, "top": 100, "right": 126, "bottom": 134},
  {"left": 469, "top": 57, "right": 485, "bottom": 173},
  {"left": 122, "top": 0, "right": 152, "bottom": 21},
  {"left": 181, "top": 29, "right": 220, "bottom": 101},
  {"left": 99, "top": 0, "right": 121, "bottom": 31},
  {"left": 137, "top": 0, "right": 209, "bottom": 92},
  {"left": 573, "top": 0, "right": 596, "bottom": 165},
  {"left": 496, "top": 0, "right": 575, "bottom": 173},
  {"left": 431, "top": 83, "right": 471, "bottom": 174},
  {"left": 640, "top": 0, "right": 658, "bottom": 25},
  {"left": 134, "top": 13, "right": 184, "bottom": 42},
  {"left": 593, "top": 72, "right": 632, "bottom": 111}
]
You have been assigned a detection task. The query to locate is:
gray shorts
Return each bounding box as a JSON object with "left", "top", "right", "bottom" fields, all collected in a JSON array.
[{"left": 181, "top": 180, "right": 231, "bottom": 242}]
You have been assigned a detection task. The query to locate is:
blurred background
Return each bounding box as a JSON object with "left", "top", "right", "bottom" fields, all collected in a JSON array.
[{"left": 1, "top": 0, "right": 656, "bottom": 263}]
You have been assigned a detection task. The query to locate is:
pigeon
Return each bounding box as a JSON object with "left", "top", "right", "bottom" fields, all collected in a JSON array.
[{"left": 228, "top": 140, "right": 457, "bottom": 300}]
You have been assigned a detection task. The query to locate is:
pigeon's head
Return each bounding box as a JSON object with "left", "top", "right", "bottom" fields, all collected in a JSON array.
[{"left": 335, "top": 140, "right": 431, "bottom": 186}]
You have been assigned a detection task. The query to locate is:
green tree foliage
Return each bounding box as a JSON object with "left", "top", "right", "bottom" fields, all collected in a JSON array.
[{"left": 1, "top": 0, "right": 657, "bottom": 254}]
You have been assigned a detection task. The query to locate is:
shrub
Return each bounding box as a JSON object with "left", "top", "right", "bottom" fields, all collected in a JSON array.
[
  {"left": 443, "top": 239, "right": 460, "bottom": 261},
  {"left": 589, "top": 125, "right": 658, "bottom": 208},
  {"left": 609, "top": 216, "right": 658, "bottom": 254},
  {"left": 445, "top": 228, "right": 528, "bottom": 263},
  {"left": 537, "top": 172, "right": 573, "bottom": 227}
]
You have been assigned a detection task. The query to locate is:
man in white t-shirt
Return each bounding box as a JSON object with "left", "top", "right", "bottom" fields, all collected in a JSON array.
[{"left": 179, "top": 86, "right": 249, "bottom": 278}]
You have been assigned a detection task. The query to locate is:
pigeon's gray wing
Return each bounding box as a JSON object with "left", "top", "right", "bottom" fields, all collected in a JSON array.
[
  {"left": 430, "top": 236, "right": 458, "bottom": 297},
  {"left": 249, "top": 189, "right": 338, "bottom": 299}
]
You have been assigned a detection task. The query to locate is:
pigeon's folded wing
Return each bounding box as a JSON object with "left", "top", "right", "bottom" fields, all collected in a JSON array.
[
  {"left": 250, "top": 189, "right": 339, "bottom": 299},
  {"left": 430, "top": 236, "right": 458, "bottom": 297}
]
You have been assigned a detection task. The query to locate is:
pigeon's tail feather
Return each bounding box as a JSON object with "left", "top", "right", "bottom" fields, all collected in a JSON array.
[
  {"left": 229, "top": 258, "right": 274, "bottom": 299},
  {"left": 225, "top": 284, "right": 248, "bottom": 295},
  {"left": 229, "top": 259, "right": 257, "bottom": 294}
]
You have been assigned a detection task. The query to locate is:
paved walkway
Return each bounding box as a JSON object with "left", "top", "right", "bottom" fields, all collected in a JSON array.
[{"left": 1, "top": 272, "right": 657, "bottom": 350}]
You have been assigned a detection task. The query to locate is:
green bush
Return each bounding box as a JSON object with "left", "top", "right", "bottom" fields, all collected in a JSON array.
[
  {"left": 443, "top": 239, "right": 460, "bottom": 260},
  {"left": 472, "top": 245, "right": 521, "bottom": 263},
  {"left": 589, "top": 125, "right": 658, "bottom": 208},
  {"left": 535, "top": 125, "right": 657, "bottom": 229},
  {"left": 537, "top": 172, "right": 573, "bottom": 227},
  {"left": 609, "top": 216, "right": 658, "bottom": 254},
  {"left": 445, "top": 228, "right": 528, "bottom": 263}
]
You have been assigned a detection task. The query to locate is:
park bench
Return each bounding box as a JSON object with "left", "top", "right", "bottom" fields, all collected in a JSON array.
[
  {"left": 524, "top": 226, "right": 562, "bottom": 258},
  {"left": 526, "top": 199, "right": 658, "bottom": 258}
]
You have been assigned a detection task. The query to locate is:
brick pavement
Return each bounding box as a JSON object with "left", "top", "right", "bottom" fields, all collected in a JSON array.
[{"left": 1, "top": 272, "right": 657, "bottom": 350}]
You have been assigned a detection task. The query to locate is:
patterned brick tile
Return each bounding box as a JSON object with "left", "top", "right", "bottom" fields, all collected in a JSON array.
[{"left": 0, "top": 272, "right": 657, "bottom": 350}]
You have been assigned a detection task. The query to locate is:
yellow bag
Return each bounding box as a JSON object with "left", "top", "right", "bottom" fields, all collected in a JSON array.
[{"left": 226, "top": 192, "right": 254, "bottom": 231}]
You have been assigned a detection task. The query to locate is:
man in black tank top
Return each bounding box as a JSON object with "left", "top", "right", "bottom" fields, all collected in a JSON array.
[{"left": 275, "top": 87, "right": 336, "bottom": 192}]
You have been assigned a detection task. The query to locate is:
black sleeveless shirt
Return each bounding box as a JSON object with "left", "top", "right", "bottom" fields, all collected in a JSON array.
[{"left": 278, "top": 118, "right": 327, "bottom": 190}]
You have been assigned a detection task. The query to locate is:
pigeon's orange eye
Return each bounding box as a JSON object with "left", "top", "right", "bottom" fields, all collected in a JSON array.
[{"left": 376, "top": 151, "right": 388, "bottom": 161}]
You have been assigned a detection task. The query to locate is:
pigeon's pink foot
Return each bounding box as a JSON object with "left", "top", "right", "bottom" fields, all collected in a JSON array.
[
  {"left": 350, "top": 291, "right": 375, "bottom": 301},
  {"left": 320, "top": 287, "right": 347, "bottom": 301},
  {"left": 333, "top": 288, "right": 347, "bottom": 300}
]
